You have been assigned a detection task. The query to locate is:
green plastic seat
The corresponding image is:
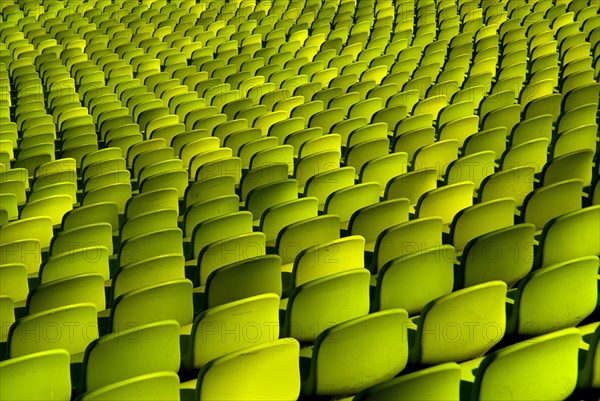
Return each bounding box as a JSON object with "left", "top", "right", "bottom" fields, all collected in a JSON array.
[
  {"left": 521, "top": 178, "right": 583, "bottom": 232},
  {"left": 291, "top": 235, "right": 365, "bottom": 294},
  {"left": 500, "top": 138, "right": 549, "bottom": 174},
  {"left": 125, "top": 188, "right": 179, "bottom": 219},
  {"left": 81, "top": 320, "right": 180, "bottom": 393},
  {"left": 542, "top": 149, "right": 595, "bottom": 187},
  {"left": 409, "top": 281, "right": 507, "bottom": 365},
  {"left": 536, "top": 205, "right": 600, "bottom": 268},
  {"left": 301, "top": 309, "right": 410, "bottom": 397},
  {"left": 352, "top": 362, "right": 461, "bottom": 401},
  {"left": 40, "top": 246, "right": 110, "bottom": 284},
  {"left": 82, "top": 182, "right": 132, "bottom": 214},
  {"left": 416, "top": 182, "right": 475, "bottom": 226},
  {"left": 294, "top": 150, "right": 341, "bottom": 192},
  {"left": 507, "top": 256, "right": 599, "bottom": 337},
  {"left": 281, "top": 269, "right": 371, "bottom": 342},
  {"left": 276, "top": 215, "right": 341, "bottom": 271},
  {"left": 445, "top": 151, "right": 496, "bottom": 191},
  {"left": 304, "top": 166, "right": 355, "bottom": 207},
  {"left": 27, "top": 273, "right": 106, "bottom": 314},
  {"left": 348, "top": 199, "right": 410, "bottom": 252},
  {"left": 204, "top": 254, "right": 283, "bottom": 310},
  {"left": 118, "top": 228, "right": 183, "bottom": 268},
  {"left": 183, "top": 293, "right": 280, "bottom": 370},
  {"left": 193, "top": 338, "right": 300, "bottom": 401},
  {"left": 61, "top": 202, "right": 119, "bottom": 233},
  {"left": 184, "top": 176, "right": 236, "bottom": 208},
  {"left": 109, "top": 279, "right": 194, "bottom": 333},
  {"left": 112, "top": 254, "right": 185, "bottom": 301},
  {"left": 479, "top": 165, "right": 535, "bottom": 207},
  {"left": 0, "top": 263, "right": 29, "bottom": 307},
  {"left": 0, "top": 216, "right": 53, "bottom": 250},
  {"left": 374, "top": 245, "right": 455, "bottom": 315},
  {"left": 120, "top": 208, "right": 179, "bottom": 243},
  {"left": 183, "top": 195, "right": 239, "bottom": 238},
  {"left": 577, "top": 322, "right": 600, "bottom": 390},
  {"left": 359, "top": 153, "right": 409, "bottom": 196},
  {"left": 197, "top": 232, "right": 266, "bottom": 286},
  {"left": 0, "top": 349, "right": 71, "bottom": 401},
  {"left": 373, "top": 217, "right": 444, "bottom": 274},
  {"left": 80, "top": 372, "right": 180, "bottom": 401},
  {"left": 467, "top": 327, "right": 581, "bottom": 400},
  {"left": 450, "top": 198, "right": 516, "bottom": 253},
  {"left": 189, "top": 211, "right": 253, "bottom": 261},
  {"left": 260, "top": 197, "right": 319, "bottom": 246},
  {"left": 413, "top": 139, "right": 459, "bottom": 180},
  {"left": 245, "top": 179, "right": 299, "bottom": 223},
  {"left": 8, "top": 303, "right": 99, "bottom": 360},
  {"left": 50, "top": 222, "right": 113, "bottom": 257},
  {"left": 324, "top": 182, "right": 380, "bottom": 229}
]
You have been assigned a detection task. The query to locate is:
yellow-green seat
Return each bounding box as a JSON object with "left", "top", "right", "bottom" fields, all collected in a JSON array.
[
  {"left": 542, "top": 148, "right": 595, "bottom": 187},
  {"left": 8, "top": 303, "right": 99, "bottom": 360},
  {"left": 416, "top": 182, "right": 475, "bottom": 226},
  {"left": 61, "top": 202, "right": 119, "bottom": 233},
  {"left": 0, "top": 263, "right": 29, "bottom": 308},
  {"left": 348, "top": 198, "right": 410, "bottom": 252},
  {"left": 40, "top": 246, "right": 110, "bottom": 284},
  {"left": 374, "top": 245, "right": 455, "bottom": 315},
  {"left": 245, "top": 179, "right": 299, "bottom": 223},
  {"left": 276, "top": 215, "right": 341, "bottom": 272},
  {"left": 521, "top": 178, "right": 583, "bottom": 232},
  {"left": 183, "top": 293, "right": 280, "bottom": 370},
  {"left": 50, "top": 222, "right": 113, "bottom": 257},
  {"left": 125, "top": 188, "right": 179, "bottom": 219},
  {"left": 189, "top": 211, "right": 253, "bottom": 262},
  {"left": 507, "top": 256, "right": 598, "bottom": 337},
  {"left": 184, "top": 176, "right": 236, "bottom": 207},
  {"left": 197, "top": 232, "right": 266, "bottom": 286},
  {"left": 479, "top": 165, "right": 535, "bottom": 207},
  {"left": 111, "top": 254, "right": 185, "bottom": 301},
  {"left": 577, "top": 322, "right": 600, "bottom": 390},
  {"left": 294, "top": 150, "right": 342, "bottom": 192},
  {"left": 81, "top": 320, "right": 180, "bottom": 394},
  {"left": 450, "top": 198, "right": 516, "bottom": 253},
  {"left": 352, "top": 362, "right": 461, "bottom": 401},
  {"left": 182, "top": 195, "right": 240, "bottom": 238},
  {"left": 118, "top": 228, "right": 183, "bottom": 268},
  {"left": 0, "top": 216, "right": 53, "bottom": 250},
  {"left": 27, "top": 273, "right": 106, "bottom": 314},
  {"left": 304, "top": 166, "right": 355, "bottom": 207},
  {"left": 260, "top": 197, "right": 319, "bottom": 246},
  {"left": 193, "top": 338, "right": 300, "bottom": 401},
  {"left": 466, "top": 327, "right": 581, "bottom": 400},
  {"left": 120, "top": 208, "right": 179, "bottom": 243},
  {"left": 445, "top": 151, "right": 496, "bottom": 191},
  {"left": 80, "top": 372, "right": 180, "bottom": 401},
  {"left": 82, "top": 182, "right": 132, "bottom": 214},
  {"left": 204, "top": 254, "right": 283, "bottom": 309},
  {"left": 109, "top": 279, "right": 194, "bottom": 334},
  {"left": 409, "top": 281, "right": 507, "bottom": 365},
  {"left": 324, "top": 182, "right": 380, "bottom": 230},
  {"left": 301, "top": 309, "right": 410, "bottom": 397},
  {"left": 281, "top": 269, "right": 370, "bottom": 342},
  {"left": 0, "top": 349, "right": 71, "bottom": 401}
]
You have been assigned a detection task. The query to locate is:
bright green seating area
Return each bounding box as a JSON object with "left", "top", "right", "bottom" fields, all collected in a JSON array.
[{"left": 0, "top": 0, "right": 598, "bottom": 399}]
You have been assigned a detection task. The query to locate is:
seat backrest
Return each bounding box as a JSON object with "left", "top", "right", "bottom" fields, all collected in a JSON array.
[
  {"left": 118, "top": 228, "right": 183, "bottom": 267},
  {"left": 40, "top": 245, "right": 110, "bottom": 284},
  {"left": 205, "top": 254, "right": 283, "bottom": 309},
  {"left": 0, "top": 349, "right": 71, "bottom": 401},
  {"left": 537, "top": 204, "right": 600, "bottom": 268},
  {"left": 125, "top": 188, "right": 179, "bottom": 219},
  {"left": 81, "top": 372, "right": 180, "bottom": 401},
  {"left": 450, "top": 198, "right": 516, "bottom": 252},
  {"left": 410, "top": 281, "right": 507, "bottom": 365},
  {"left": 112, "top": 254, "right": 185, "bottom": 301},
  {"left": 121, "top": 208, "right": 179, "bottom": 243},
  {"left": 416, "top": 181, "right": 475, "bottom": 225},
  {"left": 471, "top": 328, "right": 581, "bottom": 400},
  {"left": 460, "top": 223, "right": 535, "bottom": 288},
  {"left": 27, "top": 273, "right": 106, "bottom": 314},
  {"left": 191, "top": 211, "right": 253, "bottom": 260},
  {"left": 277, "top": 215, "right": 341, "bottom": 265},
  {"left": 522, "top": 178, "right": 583, "bottom": 231},
  {"left": 198, "top": 232, "right": 266, "bottom": 285},
  {"left": 479, "top": 165, "right": 535, "bottom": 207},
  {"left": 0, "top": 216, "right": 53, "bottom": 249},
  {"left": 543, "top": 148, "right": 594, "bottom": 187},
  {"left": 374, "top": 217, "right": 443, "bottom": 273},
  {"left": 304, "top": 166, "right": 355, "bottom": 206},
  {"left": 509, "top": 256, "right": 599, "bottom": 336},
  {"left": 324, "top": 182, "right": 380, "bottom": 226},
  {"left": 260, "top": 197, "right": 319, "bottom": 244},
  {"left": 294, "top": 150, "right": 342, "bottom": 191},
  {"left": 304, "top": 309, "right": 410, "bottom": 396},
  {"left": 186, "top": 293, "right": 280, "bottom": 369},
  {"left": 196, "top": 338, "right": 300, "bottom": 401},
  {"left": 245, "top": 179, "right": 299, "bottom": 220},
  {"left": 375, "top": 245, "right": 455, "bottom": 315},
  {"left": 9, "top": 303, "right": 99, "bottom": 358},
  {"left": 0, "top": 263, "right": 29, "bottom": 303},
  {"left": 293, "top": 236, "right": 365, "bottom": 289},
  {"left": 183, "top": 195, "right": 239, "bottom": 238},
  {"left": 348, "top": 199, "right": 410, "bottom": 249},
  {"left": 283, "top": 269, "right": 371, "bottom": 342},
  {"left": 353, "top": 362, "right": 461, "bottom": 401}
]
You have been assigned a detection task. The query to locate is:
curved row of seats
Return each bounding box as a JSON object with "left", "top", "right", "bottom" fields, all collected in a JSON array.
[{"left": 1, "top": 0, "right": 599, "bottom": 399}]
